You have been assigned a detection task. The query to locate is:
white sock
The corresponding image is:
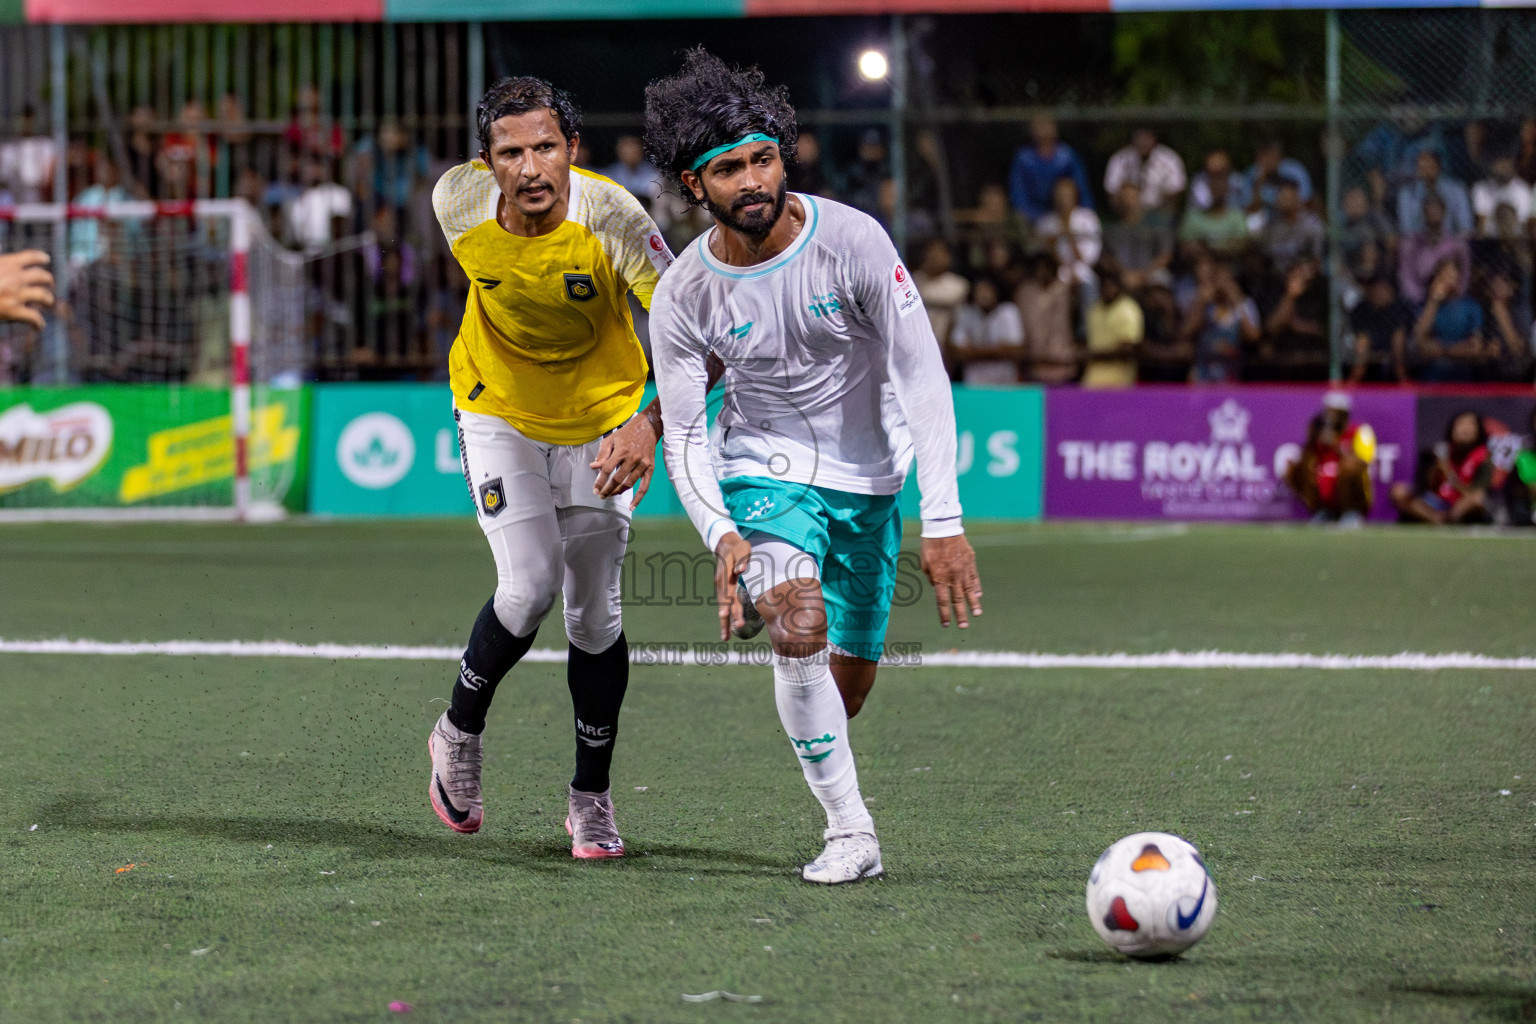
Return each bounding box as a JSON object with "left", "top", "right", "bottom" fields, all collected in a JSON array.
[{"left": 773, "top": 651, "right": 874, "bottom": 836}]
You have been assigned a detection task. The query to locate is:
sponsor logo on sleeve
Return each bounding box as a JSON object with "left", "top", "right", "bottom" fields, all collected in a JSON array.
[
  {"left": 892, "top": 261, "right": 922, "bottom": 319},
  {"left": 645, "top": 232, "right": 675, "bottom": 274}
]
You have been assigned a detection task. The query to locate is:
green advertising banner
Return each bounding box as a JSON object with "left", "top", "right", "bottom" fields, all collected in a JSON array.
[
  {"left": 0, "top": 386, "right": 308, "bottom": 510},
  {"left": 310, "top": 381, "right": 1042, "bottom": 522}
]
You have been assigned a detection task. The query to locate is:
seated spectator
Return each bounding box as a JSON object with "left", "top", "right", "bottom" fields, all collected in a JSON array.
[
  {"left": 126, "top": 104, "right": 160, "bottom": 199},
  {"left": 1519, "top": 116, "right": 1536, "bottom": 188},
  {"left": 1346, "top": 273, "right": 1411, "bottom": 383},
  {"left": 1398, "top": 151, "right": 1472, "bottom": 237},
  {"left": 1398, "top": 194, "right": 1470, "bottom": 307},
  {"left": 157, "top": 99, "right": 217, "bottom": 200},
  {"left": 979, "top": 237, "right": 1028, "bottom": 298},
  {"left": 1259, "top": 259, "right": 1327, "bottom": 380},
  {"left": 1255, "top": 180, "right": 1324, "bottom": 272},
  {"left": 1391, "top": 410, "right": 1493, "bottom": 524},
  {"left": 1479, "top": 264, "right": 1534, "bottom": 381},
  {"left": 786, "top": 129, "right": 831, "bottom": 197},
  {"left": 843, "top": 129, "right": 889, "bottom": 219},
  {"left": 1503, "top": 406, "right": 1536, "bottom": 527},
  {"left": 1190, "top": 153, "right": 1252, "bottom": 212},
  {"left": 288, "top": 156, "right": 353, "bottom": 252},
  {"left": 1016, "top": 253, "right": 1077, "bottom": 383},
  {"left": 912, "top": 238, "right": 970, "bottom": 350},
  {"left": 1082, "top": 264, "right": 1144, "bottom": 388},
  {"left": 1284, "top": 393, "right": 1372, "bottom": 524},
  {"left": 1471, "top": 151, "right": 1530, "bottom": 237},
  {"left": 1103, "top": 128, "right": 1186, "bottom": 215},
  {"left": 601, "top": 134, "right": 662, "bottom": 210},
  {"left": 1181, "top": 262, "right": 1259, "bottom": 383},
  {"left": 352, "top": 121, "right": 431, "bottom": 212},
  {"left": 0, "top": 103, "right": 57, "bottom": 203},
  {"left": 68, "top": 154, "right": 130, "bottom": 268},
  {"left": 1008, "top": 116, "right": 1092, "bottom": 222},
  {"left": 1411, "top": 258, "right": 1486, "bottom": 382},
  {"left": 285, "top": 84, "right": 344, "bottom": 162},
  {"left": 1034, "top": 176, "right": 1101, "bottom": 289},
  {"left": 1245, "top": 139, "right": 1313, "bottom": 218},
  {"left": 1339, "top": 184, "right": 1396, "bottom": 297},
  {"left": 1180, "top": 152, "right": 1250, "bottom": 257},
  {"left": 949, "top": 276, "right": 1025, "bottom": 385},
  {"left": 1105, "top": 182, "right": 1174, "bottom": 290}
]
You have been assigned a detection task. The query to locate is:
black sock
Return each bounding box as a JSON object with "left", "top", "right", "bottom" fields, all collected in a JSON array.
[
  {"left": 447, "top": 597, "right": 537, "bottom": 735},
  {"left": 568, "top": 632, "right": 629, "bottom": 793}
]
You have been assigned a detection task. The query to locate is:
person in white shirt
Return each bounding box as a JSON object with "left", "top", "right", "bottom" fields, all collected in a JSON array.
[
  {"left": 1471, "top": 152, "right": 1531, "bottom": 238},
  {"left": 644, "top": 49, "right": 981, "bottom": 886},
  {"left": 1103, "top": 128, "right": 1187, "bottom": 213},
  {"left": 1035, "top": 176, "right": 1102, "bottom": 294},
  {"left": 0, "top": 105, "right": 58, "bottom": 204},
  {"left": 286, "top": 156, "right": 353, "bottom": 251},
  {"left": 950, "top": 276, "right": 1025, "bottom": 384}
]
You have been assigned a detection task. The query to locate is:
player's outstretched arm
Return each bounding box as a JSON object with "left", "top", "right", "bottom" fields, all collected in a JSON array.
[
  {"left": 591, "top": 354, "right": 727, "bottom": 509},
  {"left": 0, "top": 250, "right": 55, "bottom": 329}
]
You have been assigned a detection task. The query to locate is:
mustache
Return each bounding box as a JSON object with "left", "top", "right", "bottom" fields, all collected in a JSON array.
[{"left": 731, "top": 191, "right": 775, "bottom": 211}]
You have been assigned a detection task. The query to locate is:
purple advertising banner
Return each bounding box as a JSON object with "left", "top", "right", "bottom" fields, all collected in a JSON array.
[{"left": 1045, "top": 387, "right": 1418, "bottom": 521}]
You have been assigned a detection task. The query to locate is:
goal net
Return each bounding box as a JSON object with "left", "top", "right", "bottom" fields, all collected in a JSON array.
[{"left": 0, "top": 199, "right": 305, "bottom": 519}]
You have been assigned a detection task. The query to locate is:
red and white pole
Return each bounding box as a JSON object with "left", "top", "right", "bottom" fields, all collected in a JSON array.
[{"left": 228, "top": 201, "right": 253, "bottom": 519}]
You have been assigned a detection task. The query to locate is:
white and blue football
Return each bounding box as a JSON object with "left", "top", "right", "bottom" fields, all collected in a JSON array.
[{"left": 1086, "top": 831, "right": 1217, "bottom": 958}]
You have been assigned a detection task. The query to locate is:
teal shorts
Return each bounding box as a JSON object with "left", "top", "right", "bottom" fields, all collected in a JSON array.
[{"left": 720, "top": 475, "right": 902, "bottom": 662}]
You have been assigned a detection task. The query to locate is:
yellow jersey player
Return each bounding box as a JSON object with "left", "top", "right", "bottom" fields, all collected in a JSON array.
[{"left": 425, "top": 76, "right": 674, "bottom": 859}]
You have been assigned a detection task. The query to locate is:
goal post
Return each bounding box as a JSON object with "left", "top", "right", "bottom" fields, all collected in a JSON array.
[{"left": 0, "top": 198, "right": 305, "bottom": 520}]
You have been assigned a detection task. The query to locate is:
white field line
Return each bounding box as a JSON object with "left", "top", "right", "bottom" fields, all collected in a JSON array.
[{"left": 0, "top": 638, "right": 1534, "bottom": 671}]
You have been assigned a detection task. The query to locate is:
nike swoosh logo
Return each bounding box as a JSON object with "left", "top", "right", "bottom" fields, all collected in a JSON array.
[
  {"left": 1176, "top": 876, "right": 1209, "bottom": 929},
  {"left": 435, "top": 776, "right": 470, "bottom": 824},
  {"left": 730, "top": 321, "right": 753, "bottom": 338}
]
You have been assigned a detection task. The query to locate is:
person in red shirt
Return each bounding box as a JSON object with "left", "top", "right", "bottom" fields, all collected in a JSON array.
[
  {"left": 1285, "top": 392, "right": 1372, "bottom": 524},
  {"left": 1391, "top": 410, "right": 1494, "bottom": 524}
]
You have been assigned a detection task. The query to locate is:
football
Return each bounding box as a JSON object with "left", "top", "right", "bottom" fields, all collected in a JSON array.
[{"left": 1086, "top": 832, "right": 1217, "bottom": 959}]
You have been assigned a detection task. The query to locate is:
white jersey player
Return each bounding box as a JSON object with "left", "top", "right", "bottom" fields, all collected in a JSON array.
[{"left": 644, "top": 50, "right": 983, "bottom": 884}]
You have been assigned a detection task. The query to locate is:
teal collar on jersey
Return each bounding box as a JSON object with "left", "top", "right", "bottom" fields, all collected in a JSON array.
[
  {"left": 689, "top": 133, "right": 780, "bottom": 172},
  {"left": 697, "top": 193, "right": 819, "bottom": 281}
]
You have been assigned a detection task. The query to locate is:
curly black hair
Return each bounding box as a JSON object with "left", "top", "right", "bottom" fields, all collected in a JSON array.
[
  {"left": 476, "top": 76, "right": 582, "bottom": 156},
  {"left": 643, "top": 48, "right": 798, "bottom": 205}
]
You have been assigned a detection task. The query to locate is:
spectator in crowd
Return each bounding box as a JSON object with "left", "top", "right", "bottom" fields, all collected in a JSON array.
[
  {"left": 1471, "top": 150, "right": 1530, "bottom": 237},
  {"left": 126, "top": 104, "right": 160, "bottom": 199},
  {"left": 1182, "top": 262, "right": 1259, "bottom": 383},
  {"left": 158, "top": 99, "right": 217, "bottom": 200},
  {"left": 1189, "top": 150, "right": 1252, "bottom": 212},
  {"left": 1479, "top": 265, "right": 1533, "bottom": 379},
  {"left": 1338, "top": 184, "right": 1396, "bottom": 296},
  {"left": 1399, "top": 193, "right": 1470, "bottom": 307},
  {"left": 1008, "top": 116, "right": 1092, "bottom": 222},
  {"left": 1517, "top": 117, "right": 1536, "bottom": 187},
  {"left": 1392, "top": 410, "right": 1493, "bottom": 524},
  {"left": 1346, "top": 273, "right": 1411, "bottom": 383},
  {"left": 1353, "top": 113, "right": 1445, "bottom": 204},
  {"left": 786, "top": 129, "right": 831, "bottom": 197},
  {"left": 980, "top": 237, "right": 1028, "bottom": 298},
  {"left": 1255, "top": 179, "right": 1324, "bottom": 272},
  {"left": 1180, "top": 151, "right": 1250, "bottom": 257},
  {"left": 1503, "top": 406, "right": 1536, "bottom": 527},
  {"left": 1035, "top": 176, "right": 1101, "bottom": 291},
  {"left": 1398, "top": 151, "right": 1472, "bottom": 237},
  {"left": 218, "top": 93, "right": 256, "bottom": 180},
  {"left": 288, "top": 156, "right": 353, "bottom": 252},
  {"left": 1105, "top": 182, "right": 1175, "bottom": 290},
  {"left": 949, "top": 276, "right": 1025, "bottom": 385},
  {"left": 285, "top": 84, "right": 343, "bottom": 162},
  {"left": 0, "top": 103, "right": 58, "bottom": 203},
  {"left": 1017, "top": 252, "right": 1077, "bottom": 383},
  {"left": 1259, "top": 259, "right": 1327, "bottom": 380},
  {"left": 1284, "top": 393, "right": 1372, "bottom": 525},
  {"left": 69, "top": 153, "right": 130, "bottom": 268},
  {"left": 601, "top": 134, "right": 662, "bottom": 210},
  {"left": 1411, "top": 257, "right": 1486, "bottom": 381},
  {"left": 959, "top": 182, "right": 1026, "bottom": 261},
  {"left": 843, "top": 128, "right": 890, "bottom": 219},
  {"left": 1103, "top": 127, "right": 1186, "bottom": 217},
  {"left": 1245, "top": 139, "right": 1313, "bottom": 217},
  {"left": 912, "top": 238, "right": 969, "bottom": 350},
  {"left": 1082, "top": 263, "right": 1144, "bottom": 388},
  {"left": 352, "top": 121, "right": 431, "bottom": 213}
]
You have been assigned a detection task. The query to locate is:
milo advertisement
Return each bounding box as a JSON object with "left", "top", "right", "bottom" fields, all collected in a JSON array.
[{"left": 0, "top": 386, "right": 307, "bottom": 510}]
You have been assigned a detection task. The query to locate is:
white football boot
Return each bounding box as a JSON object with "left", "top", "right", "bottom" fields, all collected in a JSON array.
[
  {"left": 801, "top": 829, "right": 883, "bottom": 884},
  {"left": 565, "top": 785, "right": 625, "bottom": 859},
  {"left": 427, "top": 712, "right": 483, "bottom": 834}
]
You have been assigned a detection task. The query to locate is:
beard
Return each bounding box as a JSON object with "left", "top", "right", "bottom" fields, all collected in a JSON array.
[{"left": 705, "top": 176, "right": 788, "bottom": 239}]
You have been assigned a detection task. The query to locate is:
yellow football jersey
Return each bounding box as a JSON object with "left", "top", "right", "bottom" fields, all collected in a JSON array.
[{"left": 433, "top": 162, "right": 674, "bottom": 444}]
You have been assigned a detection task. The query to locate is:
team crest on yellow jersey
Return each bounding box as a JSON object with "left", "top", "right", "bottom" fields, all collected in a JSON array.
[{"left": 564, "top": 272, "right": 597, "bottom": 302}]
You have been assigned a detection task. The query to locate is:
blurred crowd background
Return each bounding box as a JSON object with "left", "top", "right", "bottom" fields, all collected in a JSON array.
[{"left": 3, "top": 10, "right": 1536, "bottom": 387}]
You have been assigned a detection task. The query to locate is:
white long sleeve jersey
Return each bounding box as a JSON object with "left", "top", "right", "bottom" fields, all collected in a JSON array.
[{"left": 650, "top": 194, "right": 963, "bottom": 553}]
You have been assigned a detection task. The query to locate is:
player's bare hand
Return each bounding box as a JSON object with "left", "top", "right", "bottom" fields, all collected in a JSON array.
[
  {"left": 921, "top": 533, "right": 983, "bottom": 629},
  {"left": 714, "top": 531, "right": 752, "bottom": 642},
  {"left": 0, "top": 250, "right": 55, "bottom": 330},
  {"left": 591, "top": 410, "right": 659, "bottom": 509}
]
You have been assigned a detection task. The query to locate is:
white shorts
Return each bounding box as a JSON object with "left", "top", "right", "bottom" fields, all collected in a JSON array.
[{"left": 453, "top": 405, "right": 633, "bottom": 652}]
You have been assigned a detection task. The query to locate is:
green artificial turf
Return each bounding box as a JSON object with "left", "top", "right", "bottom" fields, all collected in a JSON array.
[{"left": 0, "top": 519, "right": 1533, "bottom": 1022}]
